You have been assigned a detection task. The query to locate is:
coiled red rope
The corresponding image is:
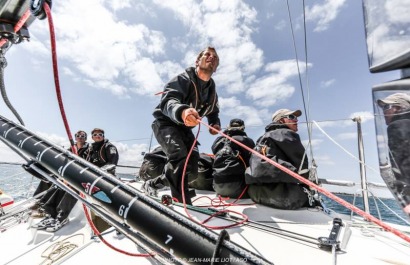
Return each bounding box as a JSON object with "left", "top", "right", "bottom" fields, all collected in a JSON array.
[{"left": 180, "top": 122, "right": 249, "bottom": 229}]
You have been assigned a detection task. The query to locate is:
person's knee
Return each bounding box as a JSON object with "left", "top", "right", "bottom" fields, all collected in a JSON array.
[{"left": 167, "top": 147, "right": 188, "bottom": 161}]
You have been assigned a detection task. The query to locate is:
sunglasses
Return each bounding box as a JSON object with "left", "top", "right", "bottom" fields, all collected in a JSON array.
[
  {"left": 382, "top": 104, "right": 394, "bottom": 111},
  {"left": 283, "top": 114, "right": 298, "bottom": 120},
  {"left": 75, "top": 134, "right": 86, "bottom": 138},
  {"left": 92, "top": 133, "right": 104, "bottom": 137}
]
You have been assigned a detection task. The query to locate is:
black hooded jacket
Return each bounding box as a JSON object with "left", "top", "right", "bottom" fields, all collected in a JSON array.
[
  {"left": 86, "top": 139, "right": 119, "bottom": 170},
  {"left": 153, "top": 67, "right": 220, "bottom": 127},
  {"left": 212, "top": 128, "right": 255, "bottom": 184},
  {"left": 387, "top": 112, "right": 410, "bottom": 200},
  {"left": 245, "top": 122, "right": 308, "bottom": 185}
]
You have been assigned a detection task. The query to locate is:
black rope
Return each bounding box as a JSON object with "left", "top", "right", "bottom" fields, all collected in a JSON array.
[
  {"left": 0, "top": 49, "right": 25, "bottom": 126},
  {"left": 211, "top": 229, "right": 230, "bottom": 265}
]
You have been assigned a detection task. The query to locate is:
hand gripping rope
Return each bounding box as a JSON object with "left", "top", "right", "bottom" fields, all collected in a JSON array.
[{"left": 197, "top": 119, "right": 410, "bottom": 244}]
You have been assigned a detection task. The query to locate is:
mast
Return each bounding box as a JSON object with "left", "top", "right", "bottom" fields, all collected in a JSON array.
[{"left": 353, "top": 116, "right": 370, "bottom": 214}]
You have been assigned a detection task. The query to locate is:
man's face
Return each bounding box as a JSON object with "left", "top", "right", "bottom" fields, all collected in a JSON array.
[
  {"left": 196, "top": 48, "right": 219, "bottom": 73},
  {"left": 382, "top": 104, "right": 401, "bottom": 125},
  {"left": 281, "top": 115, "right": 299, "bottom": 132},
  {"left": 92, "top": 131, "right": 104, "bottom": 142},
  {"left": 75, "top": 132, "right": 87, "bottom": 143}
]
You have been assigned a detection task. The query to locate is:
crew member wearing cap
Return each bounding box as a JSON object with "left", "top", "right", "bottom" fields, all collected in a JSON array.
[
  {"left": 245, "top": 109, "right": 311, "bottom": 210},
  {"left": 377, "top": 93, "right": 410, "bottom": 212},
  {"left": 210, "top": 118, "right": 255, "bottom": 198}
]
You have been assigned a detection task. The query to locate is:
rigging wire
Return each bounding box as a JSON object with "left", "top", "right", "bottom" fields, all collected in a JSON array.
[
  {"left": 285, "top": 0, "right": 319, "bottom": 184},
  {"left": 0, "top": 9, "right": 31, "bottom": 126},
  {"left": 312, "top": 120, "right": 379, "bottom": 174},
  {"left": 301, "top": 0, "right": 318, "bottom": 172}
]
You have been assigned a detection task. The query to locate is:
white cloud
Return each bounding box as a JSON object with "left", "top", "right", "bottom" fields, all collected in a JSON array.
[
  {"left": 27, "top": 0, "right": 168, "bottom": 97},
  {"left": 302, "top": 138, "right": 323, "bottom": 150},
  {"left": 153, "top": 0, "right": 264, "bottom": 95},
  {"left": 246, "top": 60, "right": 309, "bottom": 107},
  {"left": 306, "top": 0, "right": 346, "bottom": 32},
  {"left": 386, "top": 0, "right": 410, "bottom": 24},
  {"left": 125, "top": 58, "right": 165, "bottom": 96},
  {"left": 274, "top": 20, "right": 287, "bottom": 31},
  {"left": 320, "top": 79, "right": 335, "bottom": 88},
  {"left": 0, "top": 142, "right": 26, "bottom": 163},
  {"left": 107, "top": 0, "right": 132, "bottom": 11},
  {"left": 112, "top": 142, "right": 146, "bottom": 168},
  {"left": 219, "top": 96, "right": 264, "bottom": 126},
  {"left": 24, "top": 0, "right": 272, "bottom": 101},
  {"left": 348, "top": 111, "right": 374, "bottom": 123},
  {"left": 311, "top": 154, "right": 335, "bottom": 166},
  {"left": 336, "top": 132, "right": 357, "bottom": 141},
  {"left": 315, "top": 111, "right": 374, "bottom": 129}
]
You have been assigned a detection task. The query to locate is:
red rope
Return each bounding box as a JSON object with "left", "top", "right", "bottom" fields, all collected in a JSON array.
[
  {"left": 79, "top": 193, "right": 154, "bottom": 257},
  {"left": 43, "top": 3, "right": 152, "bottom": 256},
  {"left": 201, "top": 120, "right": 410, "bottom": 244},
  {"left": 180, "top": 122, "right": 250, "bottom": 230},
  {"left": 0, "top": 10, "right": 31, "bottom": 48},
  {"left": 43, "top": 3, "right": 76, "bottom": 154}
]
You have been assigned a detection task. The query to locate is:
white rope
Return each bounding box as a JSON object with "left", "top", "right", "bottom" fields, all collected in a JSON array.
[
  {"left": 40, "top": 234, "right": 84, "bottom": 265},
  {"left": 374, "top": 196, "right": 410, "bottom": 226},
  {"left": 312, "top": 120, "right": 380, "bottom": 174}
]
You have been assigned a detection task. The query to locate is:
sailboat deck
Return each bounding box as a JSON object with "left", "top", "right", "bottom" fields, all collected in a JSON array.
[{"left": 1, "top": 182, "right": 410, "bottom": 265}]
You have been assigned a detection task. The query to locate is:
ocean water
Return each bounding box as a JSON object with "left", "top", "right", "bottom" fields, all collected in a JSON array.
[
  {"left": 1, "top": 164, "right": 409, "bottom": 226},
  {"left": 321, "top": 194, "right": 410, "bottom": 226}
]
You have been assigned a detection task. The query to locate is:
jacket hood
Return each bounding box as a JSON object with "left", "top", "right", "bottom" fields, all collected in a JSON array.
[{"left": 265, "top": 121, "right": 288, "bottom": 132}]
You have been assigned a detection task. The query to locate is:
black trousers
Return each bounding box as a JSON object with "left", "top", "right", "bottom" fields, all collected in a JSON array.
[
  {"left": 43, "top": 189, "right": 77, "bottom": 220},
  {"left": 152, "top": 120, "right": 199, "bottom": 204},
  {"left": 33, "top": 181, "right": 52, "bottom": 199}
]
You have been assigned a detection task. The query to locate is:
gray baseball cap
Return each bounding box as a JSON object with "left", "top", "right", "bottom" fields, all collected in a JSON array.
[
  {"left": 377, "top": 93, "right": 410, "bottom": 109},
  {"left": 272, "top": 109, "right": 302, "bottom": 122}
]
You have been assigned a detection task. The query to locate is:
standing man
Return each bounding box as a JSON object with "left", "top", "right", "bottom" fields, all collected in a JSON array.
[{"left": 149, "top": 47, "right": 221, "bottom": 204}]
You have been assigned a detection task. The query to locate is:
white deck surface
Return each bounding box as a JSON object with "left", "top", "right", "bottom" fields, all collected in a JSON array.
[{"left": 1, "top": 183, "right": 410, "bottom": 265}]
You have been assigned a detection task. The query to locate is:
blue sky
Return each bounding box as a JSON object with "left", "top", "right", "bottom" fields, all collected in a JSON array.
[{"left": 0, "top": 0, "right": 403, "bottom": 194}]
